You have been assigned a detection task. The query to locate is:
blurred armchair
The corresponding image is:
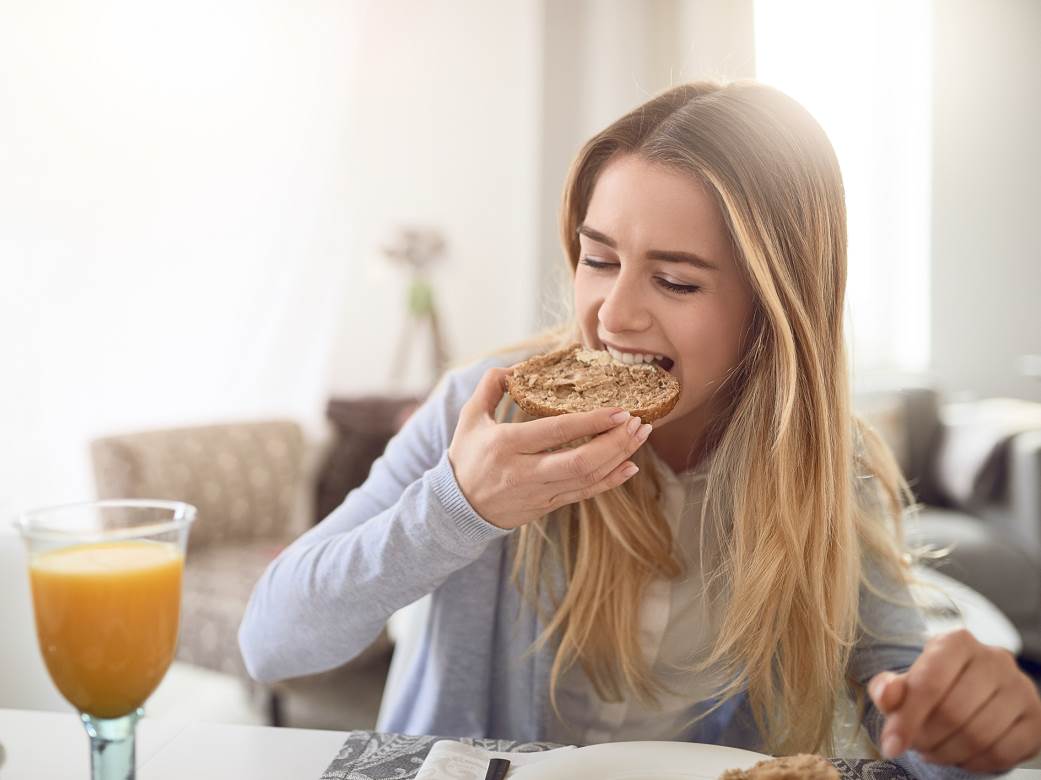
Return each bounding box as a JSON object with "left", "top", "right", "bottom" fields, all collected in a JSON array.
[{"left": 90, "top": 419, "right": 392, "bottom": 729}]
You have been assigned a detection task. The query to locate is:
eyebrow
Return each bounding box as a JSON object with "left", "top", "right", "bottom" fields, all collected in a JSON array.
[{"left": 577, "top": 224, "right": 719, "bottom": 272}]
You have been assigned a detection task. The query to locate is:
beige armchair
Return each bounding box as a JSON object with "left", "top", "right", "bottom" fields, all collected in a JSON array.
[{"left": 90, "top": 419, "right": 392, "bottom": 729}]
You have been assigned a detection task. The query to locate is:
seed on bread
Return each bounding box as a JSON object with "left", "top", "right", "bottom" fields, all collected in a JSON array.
[{"left": 506, "top": 343, "right": 680, "bottom": 422}]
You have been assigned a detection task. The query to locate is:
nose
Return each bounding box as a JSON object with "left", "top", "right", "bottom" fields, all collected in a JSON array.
[{"left": 597, "top": 270, "right": 652, "bottom": 335}]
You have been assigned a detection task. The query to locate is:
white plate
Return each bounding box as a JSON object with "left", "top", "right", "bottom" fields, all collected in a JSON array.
[{"left": 512, "top": 741, "right": 770, "bottom": 780}]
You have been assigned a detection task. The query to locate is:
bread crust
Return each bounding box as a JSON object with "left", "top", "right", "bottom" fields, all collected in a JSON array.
[{"left": 506, "top": 343, "right": 680, "bottom": 422}]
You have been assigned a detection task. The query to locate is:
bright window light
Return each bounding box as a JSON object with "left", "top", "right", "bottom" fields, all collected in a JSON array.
[{"left": 754, "top": 0, "right": 932, "bottom": 381}]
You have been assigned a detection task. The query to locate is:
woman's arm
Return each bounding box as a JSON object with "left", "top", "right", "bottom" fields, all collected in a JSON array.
[
  {"left": 851, "top": 562, "right": 1019, "bottom": 779},
  {"left": 868, "top": 629, "right": 1041, "bottom": 775},
  {"left": 237, "top": 359, "right": 511, "bottom": 683}
]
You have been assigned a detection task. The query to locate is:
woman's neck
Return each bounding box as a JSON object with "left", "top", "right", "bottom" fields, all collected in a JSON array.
[{"left": 648, "top": 426, "right": 707, "bottom": 476}]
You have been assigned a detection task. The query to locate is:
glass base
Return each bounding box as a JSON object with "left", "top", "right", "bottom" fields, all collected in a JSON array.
[{"left": 81, "top": 709, "right": 142, "bottom": 780}]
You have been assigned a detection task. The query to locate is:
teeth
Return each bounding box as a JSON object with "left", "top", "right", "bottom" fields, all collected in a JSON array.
[{"left": 605, "top": 345, "right": 663, "bottom": 366}]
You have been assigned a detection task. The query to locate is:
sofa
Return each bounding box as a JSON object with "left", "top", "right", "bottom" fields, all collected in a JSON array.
[{"left": 856, "top": 386, "right": 1041, "bottom": 660}]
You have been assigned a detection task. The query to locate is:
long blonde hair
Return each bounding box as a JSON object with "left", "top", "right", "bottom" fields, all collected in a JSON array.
[{"left": 490, "top": 80, "right": 914, "bottom": 754}]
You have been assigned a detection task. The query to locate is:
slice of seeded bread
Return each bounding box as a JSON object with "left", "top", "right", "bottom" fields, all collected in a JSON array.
[
  {"left": 506, "top": 343, "right": 680, "bottom": 422},
  {"left": 719, "top": 754, "right": 839, "bottom": 780}
]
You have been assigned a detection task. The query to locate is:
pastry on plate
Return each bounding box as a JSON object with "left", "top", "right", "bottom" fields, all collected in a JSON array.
[{"left": 719, "top": 753, "right": 839, "bottom": 779}]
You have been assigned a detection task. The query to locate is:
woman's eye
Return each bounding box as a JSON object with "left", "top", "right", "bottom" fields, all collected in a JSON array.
[
  {"left": 656, "top": 279, "right": 701, "bottom": 295},
  {"left": 579, "top": 257, "right": 617, "bottom": 271},
  {"left": 579, "top": 257, "right": 701, "bottom": 296}
]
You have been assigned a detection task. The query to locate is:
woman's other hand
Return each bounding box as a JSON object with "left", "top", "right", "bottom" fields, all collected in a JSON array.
[
  {"left": 868, "top": 628, "right": 1041, "bottom": 772},
  {"left": 447, "top": 367, "right": 652, "bottom": 530}
]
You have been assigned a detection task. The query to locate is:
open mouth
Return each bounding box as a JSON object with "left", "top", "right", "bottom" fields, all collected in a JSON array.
[{"left": 602, "top": 343, "right": 675, "bottom": 373}]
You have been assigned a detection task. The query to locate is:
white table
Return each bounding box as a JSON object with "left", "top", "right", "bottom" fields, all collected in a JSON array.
[
  {"left": 3, "top": 708, "right": 1040, "bottom": 778},
  {"left": 0, "top": 708, "right": 348, "bottom": 779}
]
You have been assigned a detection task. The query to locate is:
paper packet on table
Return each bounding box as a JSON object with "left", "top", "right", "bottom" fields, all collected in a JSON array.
[{"left": 415, "top": 739, "right": 576, "bottom": 779}]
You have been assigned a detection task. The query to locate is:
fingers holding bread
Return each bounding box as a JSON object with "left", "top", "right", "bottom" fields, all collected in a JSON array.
[
  {"left": 531, "top": 412, "right": 652, "bottom": 485},
  {"left": 543, "top": 457, "right": 641, "bottom": 513},
  {"left": 448, "top": 413, "right": 644, "bottom": 531},
  {"left": 448, "top": 344, "right": 678, "bottom": 530},
  {"left": 509, "top": 406, "right": 632, "bottom": 454},
  {"left": 460, "top": 366, "right": 513, "bottom": 425},
  {"left": 509, "top": 342, "right": 670, "bottom": 491}
]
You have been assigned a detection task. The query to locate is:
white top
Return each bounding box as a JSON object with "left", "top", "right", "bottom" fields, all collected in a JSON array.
[{"left": 548, "top": 448, "right": 730, "bottom": 744}]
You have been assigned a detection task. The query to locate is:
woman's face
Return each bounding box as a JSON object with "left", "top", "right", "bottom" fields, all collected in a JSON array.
[{"left": 574, "top": 154, "right": 756, "bottom": 455}]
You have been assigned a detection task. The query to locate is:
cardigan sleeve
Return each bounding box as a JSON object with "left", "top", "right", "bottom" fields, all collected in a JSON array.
[
  {"left": 850, "top": 512, "right": 1003, "bottom": 779},
  {"left": 238, "top": 357, "right": 513, "bottom": 683}
]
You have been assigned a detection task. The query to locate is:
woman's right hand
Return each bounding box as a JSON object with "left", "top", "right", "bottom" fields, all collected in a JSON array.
[{"left": 447, "top": 366, "right": 653, "bottom": 530}]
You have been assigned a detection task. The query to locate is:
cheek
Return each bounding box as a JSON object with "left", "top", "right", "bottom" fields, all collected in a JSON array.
[
  {"left": 573, "top": 284, "right": 590, "bottom": 313},
  {"left": 573, "top": 277, "right": 604, "bottom": 325},
  {"left": 675, "top": 309, "right": 746, "bottom": 386}
]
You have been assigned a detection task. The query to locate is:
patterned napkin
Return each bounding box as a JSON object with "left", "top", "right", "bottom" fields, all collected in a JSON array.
[{"left": 415, "top": 739, "right": 576, "bottom": 779}]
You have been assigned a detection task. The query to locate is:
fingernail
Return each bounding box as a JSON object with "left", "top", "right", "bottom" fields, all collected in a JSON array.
[
  {"left": 626, "top": 416, "right": 642, "bottom": 435},
  {"left": 610, "top": 410, "right": 631, "bottom": 425},
  {"left": 882, "top": 735, "right": 902, "bottom": 758},
  {"left": 636, "top": 423, "right": 652, "bottom": 442},
  {"left": 622, "top": 463, "right": 639, "bottom": 478}
]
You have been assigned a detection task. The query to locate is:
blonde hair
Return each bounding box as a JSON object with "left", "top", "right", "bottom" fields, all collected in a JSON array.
[{"left": 488, "top": 80, "right": 915, "bottom": 754}]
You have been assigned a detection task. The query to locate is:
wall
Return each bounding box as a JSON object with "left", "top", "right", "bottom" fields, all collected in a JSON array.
[
  {"left": 325, "top": 0, "right": 540, "bottom": 394},
  {"left": 0, "top": 0, "right": 364, "bottom": 512},
  {"left": 931, "top": 0, "right": 1041, "bottom": 402},
  {"left": 0, "top": 0, "right": 542, "bottom": 514}
]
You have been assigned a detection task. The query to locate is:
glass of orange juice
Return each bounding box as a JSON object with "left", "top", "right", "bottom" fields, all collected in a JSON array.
[{"left": 15, "top": 499, "right": 195, "bottom": 780}]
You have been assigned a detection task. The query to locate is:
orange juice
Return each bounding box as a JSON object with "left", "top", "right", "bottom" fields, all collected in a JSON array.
[{"left": 29, "top": 540, "right": 183, "bottom": 718}]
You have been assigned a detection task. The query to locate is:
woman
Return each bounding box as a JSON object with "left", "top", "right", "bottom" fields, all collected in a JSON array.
[{"left": 239, "top": 81, "right": 1041, "bottom": 775}]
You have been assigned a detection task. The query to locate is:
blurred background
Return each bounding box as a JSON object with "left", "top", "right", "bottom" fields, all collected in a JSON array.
[{"left": 2, "top": 0, "right": 1039, "bottom": 751}]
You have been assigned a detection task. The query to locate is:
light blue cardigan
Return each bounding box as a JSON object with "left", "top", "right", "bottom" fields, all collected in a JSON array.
[{"left": 238, "top": 354, "right": 997, "bottom": 780}]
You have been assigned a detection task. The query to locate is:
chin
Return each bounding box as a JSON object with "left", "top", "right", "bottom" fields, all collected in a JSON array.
[{"left": 647, "top": 405, "right": 681, "bottom": 429}]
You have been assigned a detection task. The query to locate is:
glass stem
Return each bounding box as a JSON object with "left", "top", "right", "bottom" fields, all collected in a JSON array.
[{"left": 81, "top": 709, "right": 142, "bottom": 780}]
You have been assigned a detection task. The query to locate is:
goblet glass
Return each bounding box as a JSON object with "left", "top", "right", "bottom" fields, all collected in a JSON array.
[{"left": 15, "top": 499, "right": 195, "bottom": 780}]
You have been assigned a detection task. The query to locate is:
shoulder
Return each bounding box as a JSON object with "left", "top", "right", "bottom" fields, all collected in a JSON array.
[{"left": 403, "top": 348, "right": 534, "bottom": 450}]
